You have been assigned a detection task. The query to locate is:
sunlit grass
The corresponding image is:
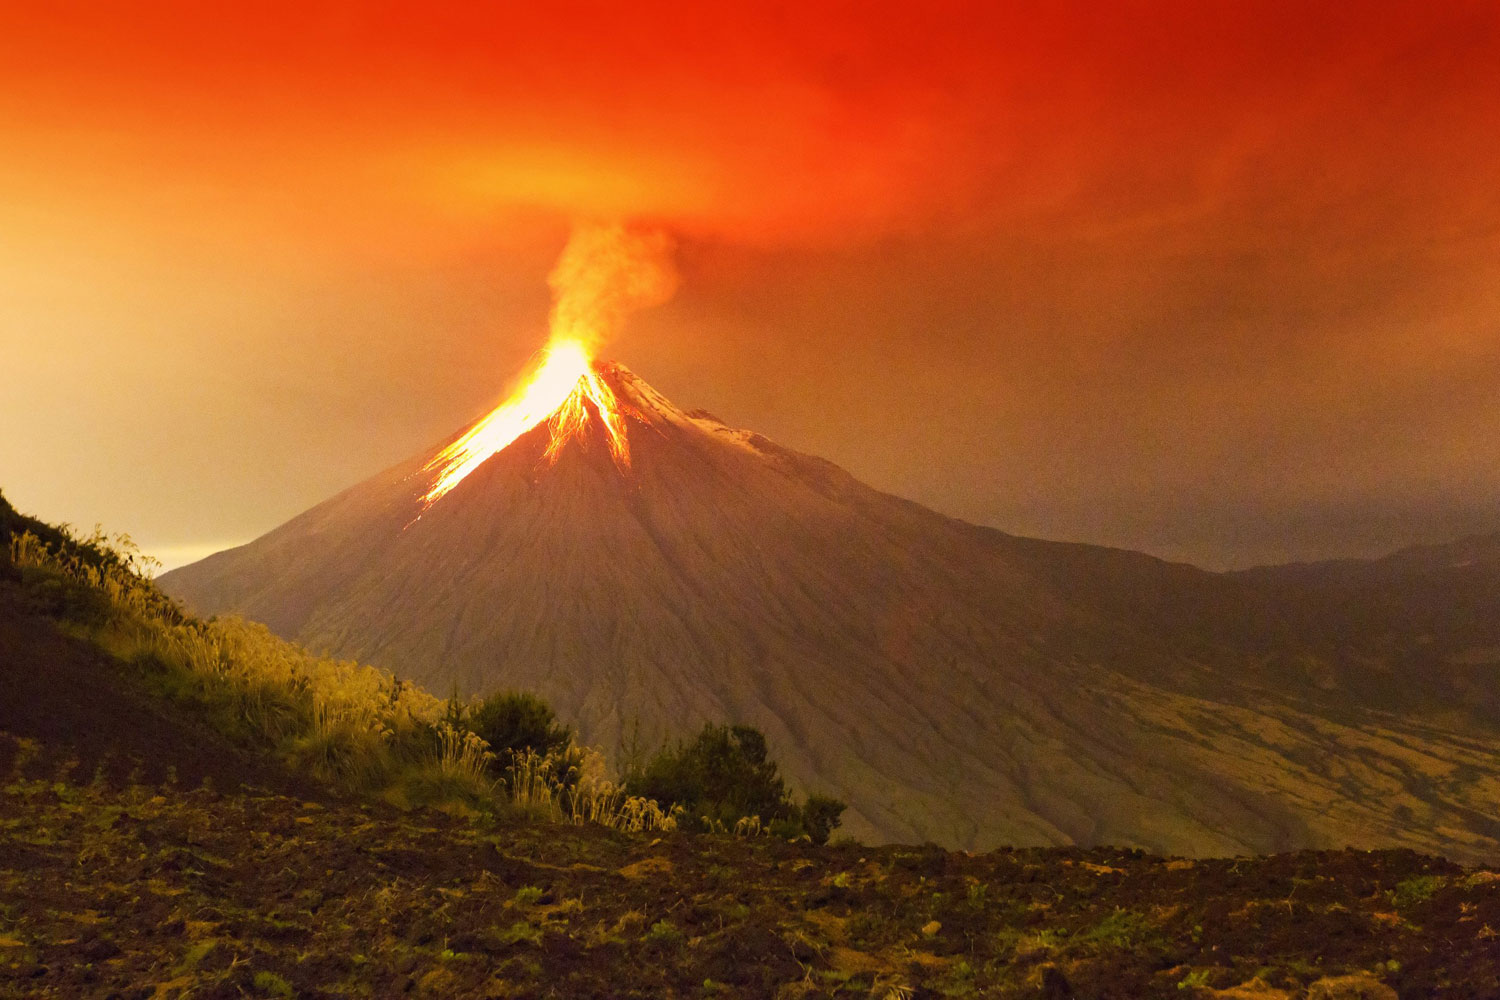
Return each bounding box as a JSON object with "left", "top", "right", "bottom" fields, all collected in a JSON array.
[{"left": 7, "top": 527, "right": 677, "bottom": 830}]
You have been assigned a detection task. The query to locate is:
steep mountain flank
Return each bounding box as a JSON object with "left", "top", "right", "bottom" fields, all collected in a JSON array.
[{"left": 161, "top": 367, "right": 1500, "bottom": 860}]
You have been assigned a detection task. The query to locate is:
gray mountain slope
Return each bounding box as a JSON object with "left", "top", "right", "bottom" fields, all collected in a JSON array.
[{"left": 162, "top": 364, "right": 1500, "bottom": 861}]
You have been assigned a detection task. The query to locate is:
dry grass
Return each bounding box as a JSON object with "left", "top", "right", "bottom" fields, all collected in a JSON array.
[
  {"left": 506, "top": 747, "right": 681, "bottom": 833},
  {"left": 7, "top": 527, "right": 677, "bottom": 829}
]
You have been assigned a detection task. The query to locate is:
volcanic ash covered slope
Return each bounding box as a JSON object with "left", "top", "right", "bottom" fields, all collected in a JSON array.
[{"left": 162, "top": 364, "right": 1500, "bottom": 860}]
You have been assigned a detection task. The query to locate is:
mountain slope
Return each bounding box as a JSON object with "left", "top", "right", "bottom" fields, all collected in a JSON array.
[
  {"left": 161, "top": 365, "right": 1500, "bottom": 860},
  {"left": 1227, "top": 536, "right": 1500, "bottom": 718}
]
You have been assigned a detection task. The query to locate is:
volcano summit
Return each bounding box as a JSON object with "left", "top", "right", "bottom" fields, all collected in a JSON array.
[{"left": 162, "top": 361, "right": 1500, "bottom": 860}]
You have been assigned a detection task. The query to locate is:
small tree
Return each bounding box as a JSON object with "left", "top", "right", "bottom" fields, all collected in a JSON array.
[
  {"left": 625, "top": 723, "right": 845, "bottom": 840},
  {"left": 627, "top": 723, "right": 790, "bottom": 830},
  {"left": 467, "top": 691, "right": 573, "bottom": 772},
  {"left": 801, "top": 794, "right": 847, "bottom": 846}
]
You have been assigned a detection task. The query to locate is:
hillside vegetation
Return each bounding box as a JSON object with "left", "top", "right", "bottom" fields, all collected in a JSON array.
[
  {"left": 0, "top": 492, "right": 843, "bottom": 841},
  {"left": 0, "top": 494, "right": 818, "bottom": 839}
]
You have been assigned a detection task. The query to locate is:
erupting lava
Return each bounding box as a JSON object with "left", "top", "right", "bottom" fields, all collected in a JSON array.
[
  {"left": 420, "top": 340, "right": 630, "bottom": 507},
  {"left": 419, "top": 222, "right": 676, "bottom": 509}
]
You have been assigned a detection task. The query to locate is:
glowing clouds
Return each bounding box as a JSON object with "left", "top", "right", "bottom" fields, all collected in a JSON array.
[{"left": 417, "top": 223, "right": 675, "bottom": 508}]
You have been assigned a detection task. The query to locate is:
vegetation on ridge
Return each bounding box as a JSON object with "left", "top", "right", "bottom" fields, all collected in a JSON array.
[
  {"left": 464, "top": 690, "right": 575, "bottom": 774},
  {"left": 626, "top": 723, "right": 845, "bottom": 844},
  {"left": 0, "top": 490, "right": 840, "bottom": 839}
]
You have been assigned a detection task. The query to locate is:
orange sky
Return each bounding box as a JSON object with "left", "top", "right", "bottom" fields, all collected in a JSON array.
[{"left": 3, "top": 1, "right": 1498, "bottom": 568}]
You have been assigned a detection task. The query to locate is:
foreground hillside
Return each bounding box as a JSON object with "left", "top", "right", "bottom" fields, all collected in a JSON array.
[
  {"left": 5, "top": 730, "right": 1499, "bottom": 1000},
  {"left": 0, "top": 563, "right": 313, "bottom": 800}
]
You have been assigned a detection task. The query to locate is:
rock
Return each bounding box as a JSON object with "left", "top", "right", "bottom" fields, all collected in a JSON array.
[
  {"left": 1040, "top": 966, "right": 1075, "bottom": 999},
  {"left": 1211, "top": 980, "right": 1292, "bottom": 999},
  {"left": 1306, "top": 974, "right": 1398, "bottom": 1000},
  {"left": 79, "top": 936, "right": 120, "bottom": 962}
]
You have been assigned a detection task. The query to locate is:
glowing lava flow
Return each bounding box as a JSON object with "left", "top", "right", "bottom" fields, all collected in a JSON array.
[
  {"left": 418, "top": 222, "right": 674, "bottom": 510},
  {"left": 420, "top": 339, "right": 630, "bottom": 508}
]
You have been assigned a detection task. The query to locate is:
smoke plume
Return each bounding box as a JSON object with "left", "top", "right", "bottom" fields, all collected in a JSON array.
[{"left": 547, "top": 223, "right": 678, "bottom": 353}]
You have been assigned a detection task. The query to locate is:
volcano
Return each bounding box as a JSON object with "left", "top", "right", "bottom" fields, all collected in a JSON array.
[{"left": 162, "top": 362, "right": 1500, "bottom": 860}]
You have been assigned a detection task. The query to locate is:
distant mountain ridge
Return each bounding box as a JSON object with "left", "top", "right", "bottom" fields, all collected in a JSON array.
[
  {"left": 161, "top": 364, "right": 1500, "bottom": 861},
  {"left": 1238, "top": 532, "right": 1500, "bottom": 576}
]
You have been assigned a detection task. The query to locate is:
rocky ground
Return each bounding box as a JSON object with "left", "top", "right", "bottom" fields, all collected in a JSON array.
[{"left": 3, "top": 731, "right": 1499, "bottom": 1000}]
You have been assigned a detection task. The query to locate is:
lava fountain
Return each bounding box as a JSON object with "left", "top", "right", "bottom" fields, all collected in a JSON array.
[{"left": 420, "top": 223, "right": 677, "bottom": 509}]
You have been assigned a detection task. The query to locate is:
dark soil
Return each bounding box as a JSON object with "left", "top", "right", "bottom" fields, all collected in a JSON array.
[{"left": 4, "top": 731, "right": 1500, "bottom": 999}]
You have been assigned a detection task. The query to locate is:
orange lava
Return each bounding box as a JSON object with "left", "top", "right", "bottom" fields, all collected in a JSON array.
[{"left": 420, "top": 339, "right": 629, "bottom": 507}]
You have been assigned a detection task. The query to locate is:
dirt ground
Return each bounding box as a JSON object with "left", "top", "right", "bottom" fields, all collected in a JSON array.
[{"left": 4, "top": 726, "right": 1499, "bottom": 1000}]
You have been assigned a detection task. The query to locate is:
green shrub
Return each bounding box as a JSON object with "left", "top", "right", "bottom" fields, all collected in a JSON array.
[
  {"left": 467, "top": 691, "right": 572, "bottom": 768},
  {"left": 625, "top": 723, "right": 845, "bottom": 841},
  {"left": 801, "top": 793, "right": 847, "bottom": 846},
  {"left": 627, "top": 724, "right": 787, "bottom": 830},
  {"left": 286, "top": 718, "right": 391, "bottom": 790},
  {"left": 252, "top": 970, "right": 294, "bottom": 998},
  {"left": 1389, "top": 875, "right": 1445, "bottom": 909}
]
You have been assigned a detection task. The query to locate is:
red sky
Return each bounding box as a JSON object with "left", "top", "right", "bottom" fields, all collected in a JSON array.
[{"left": 3, "top": 1, "right": 1498, "bottom": 568}]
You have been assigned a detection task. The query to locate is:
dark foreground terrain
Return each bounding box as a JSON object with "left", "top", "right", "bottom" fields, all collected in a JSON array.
[{"left": 3, "top": 732, "right": 1498, "bottom": 1000}]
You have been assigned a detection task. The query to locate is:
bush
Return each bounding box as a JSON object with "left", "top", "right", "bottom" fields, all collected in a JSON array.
[
  {"left": 627, "top": 724, "right": 785, "bottom": 830},
  {"left": 625, "top": 723, "right": 845, "bottom": 841},
  {"left": 466, "top": 690, "right": 573, "bottom": 774},
  {"left": 801, "top": 793, "right": 847, "bottom": 846}
]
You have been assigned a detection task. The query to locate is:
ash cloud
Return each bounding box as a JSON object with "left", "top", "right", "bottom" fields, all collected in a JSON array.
[{"left": 547, "top": 223, "right": 678, "bottom": 352}]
